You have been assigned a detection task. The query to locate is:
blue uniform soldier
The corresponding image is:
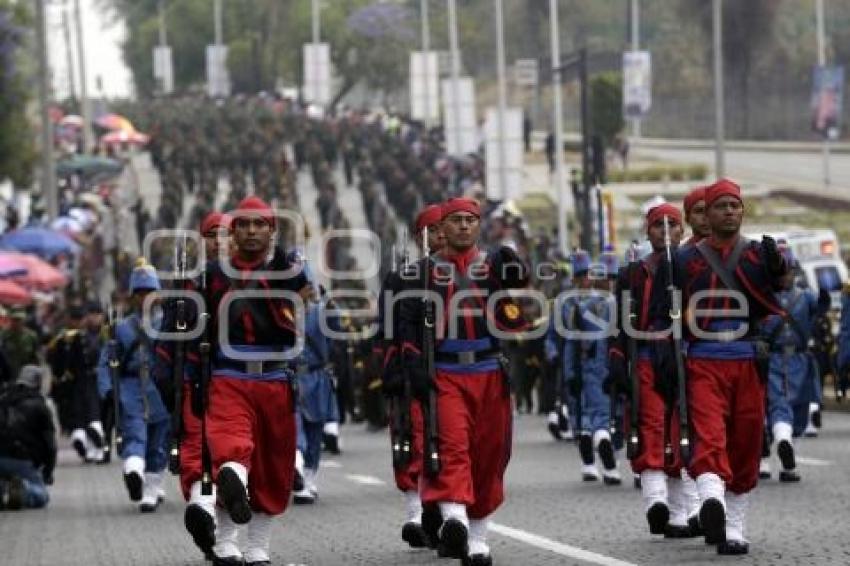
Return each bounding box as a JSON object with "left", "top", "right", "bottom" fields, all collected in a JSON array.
[
  {"left": 547, "top": 250, "right": 621, "bottom": 485},
  {"left": 837, "top": 282, "right": 850, "bottom": 399},
  {"left": 759, "top": 243, "right": 829, "bottom": 482},
  {"left": 98, "top": 258, "right": 170, "bottom": 512},
  {"left": 292, "top": 278, "right": 340, "bottom": 505}
]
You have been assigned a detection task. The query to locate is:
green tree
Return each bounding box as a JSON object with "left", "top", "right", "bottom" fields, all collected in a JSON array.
[
  {"left": 0, "top": 1, "right": 35, "bottom": 188},
  {"left": 590, "top": 72, "right": 623, "bottom": 145}
]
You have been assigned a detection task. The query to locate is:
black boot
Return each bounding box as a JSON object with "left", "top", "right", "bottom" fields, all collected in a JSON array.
[
  {"left": 323, "top": 432, "right": 341, "bottom": 455},
  {"left": 217, "top": 467, "right": 252, "bottom": 524},
  {"left": 699, "top": 498, "right": 726, "bottom": 545},
  {"left": 123, "top": 471, "right": 143, "bottom": 502},
  {"left": 184, "top": 503, "right": 216, "bottom": 559},
  {"left": 211, "top": 555, "right": 245, "bottom": 566},
  {"left": 438, "top": 518, "right": 468, "bottom": 559},
  {"left": 401, "top": 521, "right": 430, "bottom": 548},
  {"left": 717, "top": 540, "right": 749, "bottom": 555},
  {"left": 462, "top": 553, "right": 494, "bottom": 566},
  {"left": 646, "top": 502, "right": 670, "bottom": 535},
  {"left": 688, "top": 514, "right": 703, "bottom": 536},
  {"left": 779, "top": 470, "right": 801, "bottom": 483},
  {"left": 421, "top": 503, "right": 443, "bottom": 549},
  {"left": 777, "top": 440, "right": 796, "bottom": 471}
]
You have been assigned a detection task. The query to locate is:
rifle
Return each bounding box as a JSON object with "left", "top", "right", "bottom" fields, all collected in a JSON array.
[
  {"left": 565, "top": 296, "right": 585, "bottom": 449},
  {"left": 390, "top": 234, "right": 413, "bottom": 471},
  {"left": 625, "top": 242, "right": 641, "bottom": 460},
  {"left": 168, "top": 235, "right": 189, "bottom": 475},
  {"left": 198, "top": 270, "right": 213, "bottom": 496},
  {"left": 663, "top": 216, "right": 690, "bottom": 466},
  {"left": 105, "top": 306, "right": 123, "bottom": 460},
  {"left": 421, "top": 226, "right": 441, "bottom": 478}
]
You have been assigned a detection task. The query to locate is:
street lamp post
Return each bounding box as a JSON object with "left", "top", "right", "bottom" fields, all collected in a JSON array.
[
  {"left": 36, "top": 0, "right": 58, "bottom": 220},
  {"left": 73, "top": 0, "right": 91, "bottom": 153},
  {"left": 816, "top": 0, "right": 831, "bottom": 191},
  {"left": 712, "top": 0, "right": 725, "bottom": 178},
  {"left": 421, "top": 0, "right": 432, "bottom": 127},
  {"left": 550, "top": 0, "right": 568, "bottom": 256},
  {"left": 494, "top": 0, "right": 508, "bottom": 201},
  {"left": 630, "top": 0, "right": 641, "bottom": 139},
  {"left": 447, "top": 0, "right": 463, "bottom": 156}
]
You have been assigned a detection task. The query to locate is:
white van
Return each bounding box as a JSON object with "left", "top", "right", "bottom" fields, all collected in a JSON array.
[{"left": 745, "top": 225, "right": 848, "bottom": 309}]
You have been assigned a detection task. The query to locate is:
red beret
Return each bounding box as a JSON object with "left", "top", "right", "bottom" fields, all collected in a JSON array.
[
  {"left": 646, "top": 203, "right": 683, "bottom": 231},
  {"left": 415, "top": 204, "right": 443, "bottom": 232},
  {"left": 704, "top": 178, "right": 742, "bottom": 208},
  {"left": 683, "top": 186, "right": 707, "bottom": 215},
  {"left": 441, "top": 197, "right": 480, "bottom": 220},
  {"left": 200, "top": 212, "right": 231, "bottom": 234},
  {"left": 235, "top": 196, "right": 275, "bottom": 228}
]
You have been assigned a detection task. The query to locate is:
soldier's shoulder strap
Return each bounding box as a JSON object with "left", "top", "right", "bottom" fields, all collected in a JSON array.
[{"left": 695, "top": 238, "right": 750, "bottom": 292}]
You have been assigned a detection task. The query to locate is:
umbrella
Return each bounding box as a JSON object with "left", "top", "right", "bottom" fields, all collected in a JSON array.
[
  {"left": 60, "top": 114, "right": 84, "bottom": 128},
  {"left": 0, "top": 280, "right": 32, "bottom": 306},
  {"left": 56, "top": 154, "right": 124, "bottom": 179},
  {"left": 0, "top": 252, "right": 69, "bottom": 290},
  {"left": 95, "top": 113, "right": 135, "bottom": 132},
  {"left": 50, "top": 216, "right": 84, "bottom": 234},
  {"left": 0, "top": 255, "right": 28, "bottom": 278},
  {"left": 0, "top": 227, "right": 80, "bottom": 259},
  {"left": 100, "top": 129, "right": 150, "bottom": 147}
]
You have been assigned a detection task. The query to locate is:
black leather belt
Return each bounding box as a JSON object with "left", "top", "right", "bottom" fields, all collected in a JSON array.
[
  {"left": 434, "top": 349, "right": 500, "bottom": 365},
  {"left": 217, "top": 360, "right": 292, "bottom": 374}
]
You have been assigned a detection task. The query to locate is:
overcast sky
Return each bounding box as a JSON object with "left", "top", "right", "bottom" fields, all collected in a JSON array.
[{"left": 47, "top": 0, "right": 133, "bottom": 99}]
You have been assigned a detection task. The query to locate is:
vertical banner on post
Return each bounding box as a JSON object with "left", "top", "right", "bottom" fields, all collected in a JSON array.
[
  {"left": 410, "top": 51, "right": 440, "bottom": 123},
  {"left": 484, "top": 107, "right": 524, "bottom": 201},
  {"left": 811, "top": 65, "right": 845, "bottom": 140},
  {"left": 206, "top": 45, "right": 230, "bottom": 98},
  {"left": 153, "top": 46, "right": 174, "bottom": 94},
  {"left": 623, "top": 50, "right": 651, "bottom": 119},
  {"left": 602, "top": 190, "right": 616, "bottom": 248},
  {"left": 441, "top": 77, "right": 478, "bottom": 156},
  {"left": 303, "top": 42, "right": 331, "bottom": 107}
]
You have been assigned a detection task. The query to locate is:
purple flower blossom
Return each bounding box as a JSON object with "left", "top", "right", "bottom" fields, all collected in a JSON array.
[{"left": 347, "top": 3, "right": 416, "bottom": 42}]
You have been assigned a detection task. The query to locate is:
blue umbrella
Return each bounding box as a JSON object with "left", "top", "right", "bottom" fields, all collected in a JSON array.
[{"left": 0, "top": 227, "right": 80, "bottom": 258}]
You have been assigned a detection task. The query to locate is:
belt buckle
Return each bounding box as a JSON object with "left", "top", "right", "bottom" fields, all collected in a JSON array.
[
  {"left": 246, "top": 360, "right": 263, "bottom": 374},
  {"left": 458, "top": 351, "right": 475, "bottom": 365}
]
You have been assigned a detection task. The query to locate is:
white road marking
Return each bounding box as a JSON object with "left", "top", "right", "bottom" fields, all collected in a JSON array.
[
  {"left": 489, "top": 522, "right": 639, "bottom": 566},
  {"left": 320, "top": 460, "right": 342, "bottom": 469},
  {"left": 796, "top": 456, "right": 832, "bottom": 466},
  {"left": 345, "top": 474, "right": 386, "bottom": 486}
]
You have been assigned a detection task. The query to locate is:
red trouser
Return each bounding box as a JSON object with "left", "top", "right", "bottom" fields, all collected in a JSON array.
[
  {"left": 687, "top": 358, "right": 765, "bottom": 494},
  {"left": 179, "top": 382, "right": 202, "bottom": 500},
  {"left": 207, "top": 376, "right": 296, "bottom": 515},
  {"left": 392, "top": 399, "right": 424, "bottom": 493},
  {"left": 629, "top": 359, "right": 684, "bottom": 477},
  {"left": 421, "top": 369, "right": 512, "bottom": 520}
]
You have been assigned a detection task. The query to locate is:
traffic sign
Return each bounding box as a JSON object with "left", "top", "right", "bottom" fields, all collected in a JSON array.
[{"left": 514, "top": 59, "right": 539, "bottom": 87}]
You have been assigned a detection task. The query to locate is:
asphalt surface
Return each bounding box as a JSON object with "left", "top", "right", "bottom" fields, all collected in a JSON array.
[
  {"left": 633, "top": 146, "right": 850, "bottom": 195},
  {"left": 2, "top": 411, "right": 848, "bottom": 566}
]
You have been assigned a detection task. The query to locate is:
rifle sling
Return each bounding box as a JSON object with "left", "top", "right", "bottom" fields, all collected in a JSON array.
[{"left": 695, "top": 238, "right": 750, "bottom": 293}]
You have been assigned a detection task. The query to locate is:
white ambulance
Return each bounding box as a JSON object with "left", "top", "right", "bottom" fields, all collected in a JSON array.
[{"left": 745, "top": 225, "right": 848, "bottom": 310}]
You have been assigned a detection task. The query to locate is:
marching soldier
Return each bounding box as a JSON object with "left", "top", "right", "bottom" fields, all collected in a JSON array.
[
  {"left": 47, "top": 304, "right": 104, "bottom": 463},
  {"left": 399, "top": 197, "right": 529, "bottom": 565},
  {"left": 382, "top": 204, "right": 444, "bottom": 548},
  {"left": 669, "top": 179, "right": 787, "bottom": 555},
  {"left": 759, "top": 242, "right": 829, "bottom": 482},
  {"left": 198, "top": 196, "right": 308, "bottom": 565},
  {"left": 97, "top": 259, "right": 170, "bottom": 513},
  {"left": 682, "top": 186, "right": 710, "bottom": 248},
  {"left": 154, "top": 211, "right": 232, "bottom": 559},
  {"left": 837, "top": 282, "right": 850, "bottom": 400},
  {"left": 291, "top": 275, "right": 339, "bottom": 505},
  {"left": 548, "top": 250, "right": 621, "bottom": 485},
  {"left": 608, "top": 204, "right": 700, "bottom": 538}
]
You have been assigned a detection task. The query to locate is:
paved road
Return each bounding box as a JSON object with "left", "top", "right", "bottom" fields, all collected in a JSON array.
[
  {"left": 3, "top": 411, "right": 848, "bottom": 566},
  {"left": 634, "top": 146, "right": 850, "bottom": 195}
]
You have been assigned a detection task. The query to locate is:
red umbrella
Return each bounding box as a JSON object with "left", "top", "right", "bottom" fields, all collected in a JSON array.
[
  {"left": 0, "top": 253, "right": 69, "bottom": 290},
  {"left": 100, "top": 129, "right": 150, "bottom": 147},
  {"left": 95, "top": 113, "right": 135, "bottom": 132},
  {"left": 0, "top": 279, "right": 32, "bottom": 306}
]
